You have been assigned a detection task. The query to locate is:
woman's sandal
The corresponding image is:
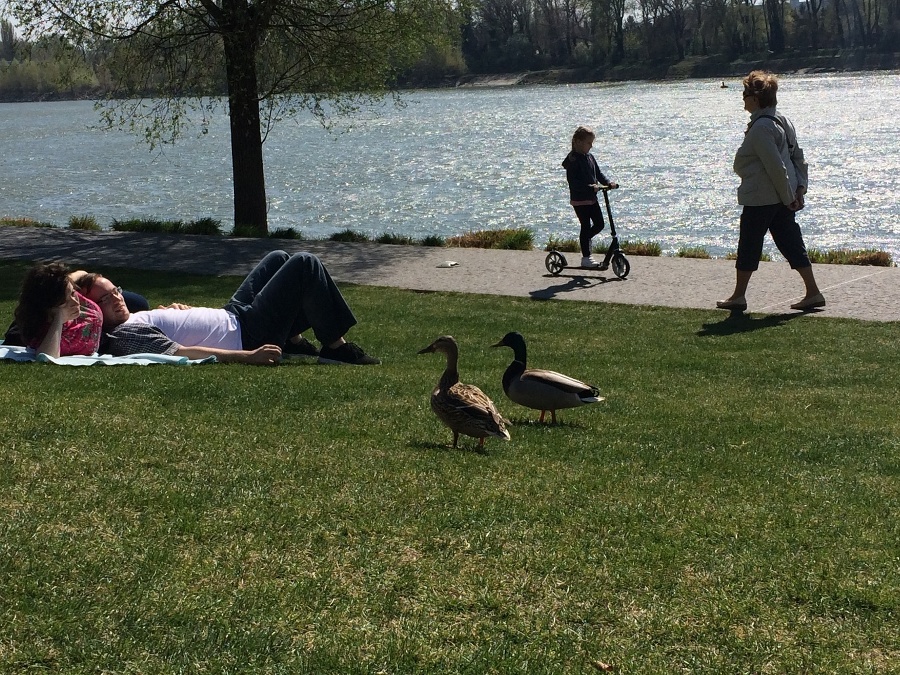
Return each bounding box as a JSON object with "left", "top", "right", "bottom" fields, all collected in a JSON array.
[
  {"left": 790, "top": 293, "right": 826, "bottom": 311},
  {"left": 716, "top": 298, "right": 748, "bottom": 312}
]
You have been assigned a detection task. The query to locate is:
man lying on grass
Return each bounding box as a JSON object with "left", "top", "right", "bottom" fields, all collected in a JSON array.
[{"left": 76, "top": 250, "right": 380, "bottom": 366}]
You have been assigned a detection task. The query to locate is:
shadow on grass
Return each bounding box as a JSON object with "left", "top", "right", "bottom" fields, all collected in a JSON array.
[
  {"left": 0, "top": 261, "right": 28, "bottom": 303},
  {"left": 279, "top": 357, "right": 320, "bottom": 366},
  {"left": 408, "top": 439, "right": 490, "bottom": 455},
  {"left": 697, "top": 311, "right": 804, "bottom": 336},
  {"left": 530, "top": 274, "right": 622, "bottom": 300},
  {"left": 507, "top": 416, "right": 591, "bottom": 429}
]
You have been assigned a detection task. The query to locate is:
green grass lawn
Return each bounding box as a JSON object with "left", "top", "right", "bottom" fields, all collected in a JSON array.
[{"left": 1, "top": 260, "right": 898, "bottom": 674}]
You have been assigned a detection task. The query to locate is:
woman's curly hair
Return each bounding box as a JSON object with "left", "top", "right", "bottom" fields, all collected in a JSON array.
[
  {"left": 743, "top": 70, "right": 778, "bottom": 109},
  {"left": 14, "top": 262, "right": 71, "bottom": 343}
]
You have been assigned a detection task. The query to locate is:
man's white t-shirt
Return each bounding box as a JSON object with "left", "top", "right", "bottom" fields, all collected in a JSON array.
[{"left": 124, "top": 308, "right": 243, "bottom": 350}]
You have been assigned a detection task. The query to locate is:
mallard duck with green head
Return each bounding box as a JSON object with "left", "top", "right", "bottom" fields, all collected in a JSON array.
[
  {"left": 491, "top": 331, "right": 604, "bottom": 423},
  {"left": 418, "top": 335, "right": 511, "bottom": 449}
]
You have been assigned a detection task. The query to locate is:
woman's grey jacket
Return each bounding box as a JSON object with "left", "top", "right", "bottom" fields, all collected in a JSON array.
[{"left": 733, "top": 106, "right": 808, "bottom": 207}]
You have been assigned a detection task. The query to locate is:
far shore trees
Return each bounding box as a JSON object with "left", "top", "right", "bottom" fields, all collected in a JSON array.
[
  {"left": 1, "top": 19, "right": 17, "bottom": 62},
  {"left": 7, "top": 0, "right": 453, "bottom": 235}
]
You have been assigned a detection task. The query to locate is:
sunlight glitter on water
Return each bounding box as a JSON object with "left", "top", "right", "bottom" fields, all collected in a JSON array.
[{"left": 1, "top": 72, "right": 898, "bottom": 261}]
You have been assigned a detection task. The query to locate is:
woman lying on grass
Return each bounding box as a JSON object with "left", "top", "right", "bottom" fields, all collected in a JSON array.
[{"left": 13, "top": 262, "right": 103, "bottom": 359}]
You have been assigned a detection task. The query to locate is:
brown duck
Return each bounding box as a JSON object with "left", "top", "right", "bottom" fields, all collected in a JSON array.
[{"left": 418, "top": 335, "right": 510, "bottom": 449}]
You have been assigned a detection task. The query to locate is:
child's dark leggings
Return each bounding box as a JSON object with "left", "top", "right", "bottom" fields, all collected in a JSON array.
[{"left": 573, "top": 202, "right": 605, "bottom": 257}]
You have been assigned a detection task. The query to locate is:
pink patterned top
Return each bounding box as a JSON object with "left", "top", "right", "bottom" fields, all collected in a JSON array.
[{"left": 27, "top": 292, "right": 103, "bottom": 356}]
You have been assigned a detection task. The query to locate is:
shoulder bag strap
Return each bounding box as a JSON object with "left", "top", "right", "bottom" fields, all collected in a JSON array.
[{"left": 751, "top": 114, "right": 796, "bottom": 160}]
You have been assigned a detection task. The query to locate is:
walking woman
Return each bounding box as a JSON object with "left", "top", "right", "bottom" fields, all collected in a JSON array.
[{"left": 717, "top": 70, "right": 825, "bottom": 312}]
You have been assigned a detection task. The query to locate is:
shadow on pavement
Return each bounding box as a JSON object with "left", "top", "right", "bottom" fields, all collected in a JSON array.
[
  {"left": 530, "top": 274, "right": 620, "bottom": 300},
  {"left": 0, "top": 227, "right": 431, "bottom": 281},
  {"left": 697, "top": 312, "right": 803, "bottom": 336}
]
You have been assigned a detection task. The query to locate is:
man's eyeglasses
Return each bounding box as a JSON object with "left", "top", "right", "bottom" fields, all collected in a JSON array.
[
  {"left": 742, "top": 91, "right": 755, "bottom": 99},
  {"left": 96, "top": 286, "right": 123, "bottom": 306}
]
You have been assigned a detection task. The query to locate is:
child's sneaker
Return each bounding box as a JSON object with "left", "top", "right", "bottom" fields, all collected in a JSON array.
[
  {"left": 318, "top": 341, "right": 381, "bottom": 365},
  {"left": 580, "top": 256, "right": 602, "bottom": 268}
]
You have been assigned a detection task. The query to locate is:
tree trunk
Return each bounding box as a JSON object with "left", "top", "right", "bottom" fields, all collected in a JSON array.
[
  {"left": 850, "top": 0, "right": 869, "bottom": 47},
  {"left": 614, "top": 27, "right": 625, "bottom": 62},
  {"left": 222, "top": 0, "right": 267, "bottom": 235},
  {"left": 0, "top": 19, "right": 16, "bottom": 61},
  {"left": 765, "top": 0, "right": 785, "bottom": 53},
  {"left": 833, "top": 0, "right": 846, "bottom": 47},
  {"left": 673, "top": 12, "right": 686, "bottom": 60},
  {"left": 809, "top": 0, "right": 822, "bottom": 49}
]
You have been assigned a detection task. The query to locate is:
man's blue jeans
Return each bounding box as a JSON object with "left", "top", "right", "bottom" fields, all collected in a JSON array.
[{"left": 224, "top": 251, "right": 357, "bottom": 350}]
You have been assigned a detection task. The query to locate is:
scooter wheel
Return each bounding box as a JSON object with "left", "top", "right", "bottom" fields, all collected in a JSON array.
[
  {"left": 545, "top": 250, "right": 567, "bottom": 276},
  {"left": 611, "top": 252, "right": 630, "bottom": 279}
]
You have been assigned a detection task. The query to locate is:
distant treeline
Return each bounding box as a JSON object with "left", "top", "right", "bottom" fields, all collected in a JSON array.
[
  {"left": 2, "top": 0, "right": 899, "bottom": 99},
  {"left": 456, "top": 0, "right": 900, "bottom": 75}
]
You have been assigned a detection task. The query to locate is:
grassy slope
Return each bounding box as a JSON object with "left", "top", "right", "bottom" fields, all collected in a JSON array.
[{"left": 1, "top": 261, "right": 898, "bottom": 673}]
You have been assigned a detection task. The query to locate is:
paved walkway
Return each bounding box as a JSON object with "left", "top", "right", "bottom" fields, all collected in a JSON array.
[{"left": 1, "top": 227, "right": 898, "bottom": 322}]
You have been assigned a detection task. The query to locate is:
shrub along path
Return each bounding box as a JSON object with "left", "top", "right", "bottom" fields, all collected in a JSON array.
[{"left": 2, "top": 225, "right": 898, "bottom": 322}]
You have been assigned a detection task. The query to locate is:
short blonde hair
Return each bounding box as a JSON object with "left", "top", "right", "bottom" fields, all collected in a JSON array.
[
  {"left": 743, "top": 70, "right": 778, "bottom": 108},
  {"left": 571, "top": 125, "right": 595, "bottom": 152}
]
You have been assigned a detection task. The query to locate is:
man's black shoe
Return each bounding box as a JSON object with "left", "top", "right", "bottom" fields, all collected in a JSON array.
[
  {"left": 318, "top": 341, "right": 380, "bottom": 365},
  {"left": 282, "top": 336, "right": 319, "bottom": 358}
]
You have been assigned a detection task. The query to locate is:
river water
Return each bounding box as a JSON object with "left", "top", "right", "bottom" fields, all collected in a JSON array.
[{"left": 1, "top": 71, "right": 898, "bottom": 260}]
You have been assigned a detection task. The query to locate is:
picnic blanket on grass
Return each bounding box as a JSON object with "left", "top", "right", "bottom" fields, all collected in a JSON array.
[{"left": 0, "top": 344, "right": 216, "bottom": 366}]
